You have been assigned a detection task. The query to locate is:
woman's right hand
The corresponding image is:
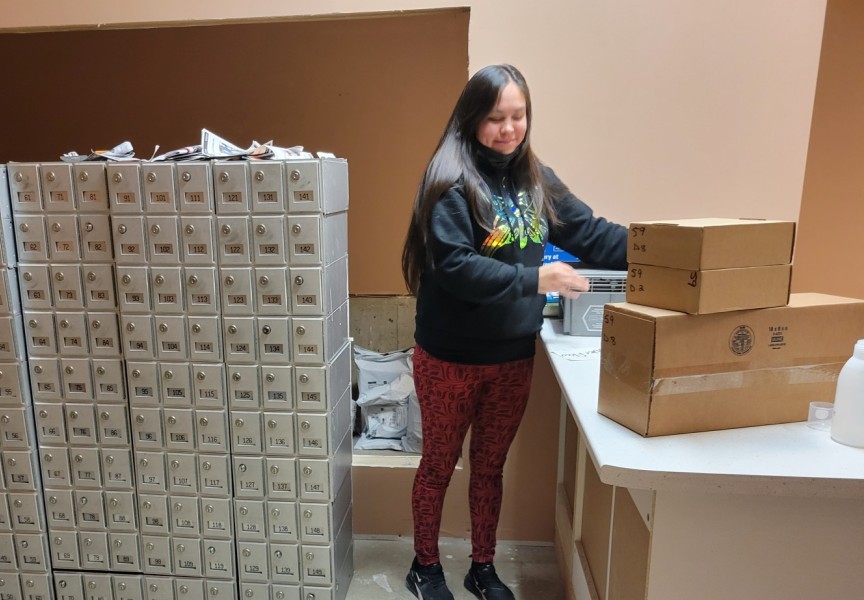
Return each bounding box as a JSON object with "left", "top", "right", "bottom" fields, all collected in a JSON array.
[{"left": 538, "top": 262, "right": 589, "bottom": 299}]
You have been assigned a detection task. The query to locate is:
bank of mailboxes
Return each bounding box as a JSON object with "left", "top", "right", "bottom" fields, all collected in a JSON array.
[
  {"left": 0, "top": 159, "right": 353, "bottom": 600},
  {"left": 0, "top": 167, "right": 53, "bottom": 600},
  {"left": 49, "top": 573, "right": 239, "bottom": 600}
]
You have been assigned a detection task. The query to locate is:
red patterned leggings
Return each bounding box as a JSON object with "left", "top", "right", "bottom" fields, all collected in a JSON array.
[{"left": 411, "top": 345, "right": 534, "bottom": 565}]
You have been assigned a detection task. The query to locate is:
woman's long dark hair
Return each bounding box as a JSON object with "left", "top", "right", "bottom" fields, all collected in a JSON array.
[{"left": 401, "top": 64, "right": 557, "bottom": 295}]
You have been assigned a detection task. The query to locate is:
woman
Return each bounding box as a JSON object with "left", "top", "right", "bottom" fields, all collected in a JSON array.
[{"left": 402, "top": 64, "right": 628, "bottom": 600}]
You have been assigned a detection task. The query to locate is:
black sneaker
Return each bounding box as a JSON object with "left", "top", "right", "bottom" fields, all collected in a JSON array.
[
  {"left": 405, "top": 557, "right": 455, "bottom": 600},
  {"left": 464, "top": 561, "right": 516, "bottom": 600}
]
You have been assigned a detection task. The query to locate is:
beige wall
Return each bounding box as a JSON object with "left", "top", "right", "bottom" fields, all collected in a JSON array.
[{"left": 794, "top": 0, "right": 864, "bottom": 299}]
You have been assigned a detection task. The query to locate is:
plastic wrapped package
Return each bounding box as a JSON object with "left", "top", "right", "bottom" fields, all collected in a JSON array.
[{"left": 354, "top": 372, "right": 419, "bottom": 451}]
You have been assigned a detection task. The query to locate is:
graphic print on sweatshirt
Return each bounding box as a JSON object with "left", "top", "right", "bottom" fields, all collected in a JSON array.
[{"left": 479, "top": 189, "right": 546, "bottom": 256}]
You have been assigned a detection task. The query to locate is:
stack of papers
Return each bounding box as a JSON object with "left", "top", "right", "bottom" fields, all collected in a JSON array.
[
  {"left": 61, "top": 141, "right": 136, "bottom": 163},
  {"left": 61, "top": 129, "right": 323, "bottom": 162}
]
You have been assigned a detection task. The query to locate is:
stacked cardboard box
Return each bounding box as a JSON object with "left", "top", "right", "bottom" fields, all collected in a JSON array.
[
  {"left": 625, "top": 218, "right": 795, "bottom": 314},
  {"left": 599, "top": 218, "right": 864, "bottom": 436},
  {"left": 598, "top": 294, "right": 864, "bottom": 436}
]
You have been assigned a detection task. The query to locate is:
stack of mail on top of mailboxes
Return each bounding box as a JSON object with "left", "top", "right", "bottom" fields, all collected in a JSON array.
[{"left": 597, "top": 218, "right": 864, "bottom": 437}]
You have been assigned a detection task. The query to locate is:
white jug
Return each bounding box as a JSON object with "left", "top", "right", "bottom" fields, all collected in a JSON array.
[{"left": 831, "top": 339, "right": 864, "bottom": 448}]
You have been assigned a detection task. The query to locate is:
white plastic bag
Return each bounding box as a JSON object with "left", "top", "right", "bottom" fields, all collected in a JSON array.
[
  {"left": 353, "top": 346, "right": 422, "bottom": 451},
  {"left": 401, "top": 387, "right": 423, "bottom": 453},
  {"left": 353, "top": 345, "right": 414, "bottom": 395},
  {"left": 363, "top": 404, "right": 409, "bottom": 439},
  {"left": 356, "top": 372, "right": 415, "bottom": 407},
  {"left": 354, "top": 433, "right": 404, "bottom": 451},
  {"left": 356, "top": 373, "right": 415, "bottom": 440}
]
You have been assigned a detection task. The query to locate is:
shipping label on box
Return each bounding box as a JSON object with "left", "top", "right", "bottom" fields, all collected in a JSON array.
[
  {"left": 626, "top": 263, "right": 791, "bottom": 314},
  {"left": 627, "top": 218, "right": 795, "bottom": 270},
  {"left": 598, "top": 293, "right": 864, "bottom": 436}
]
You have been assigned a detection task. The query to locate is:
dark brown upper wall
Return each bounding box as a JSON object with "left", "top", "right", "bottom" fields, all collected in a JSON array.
[
  {"left": 795, "top": 0, "right": 864, "bottom": 299},
  {"left": 0, "top": 10, "right": 469, "bottom": 295}
]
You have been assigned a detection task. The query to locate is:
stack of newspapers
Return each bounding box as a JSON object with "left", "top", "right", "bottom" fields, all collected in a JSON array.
[{"left": 60, "top": 128, "right": 321, "bottom": 162}]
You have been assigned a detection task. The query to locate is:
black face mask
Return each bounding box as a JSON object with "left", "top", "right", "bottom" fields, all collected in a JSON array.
[{"left": 474, "top": 141, "right": 522, "bottom": 171}]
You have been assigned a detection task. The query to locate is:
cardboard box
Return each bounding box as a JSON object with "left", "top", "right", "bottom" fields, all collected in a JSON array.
[
  {"left": 627, "top": 218, "right": 795, "bottom": 270},
  {"left": 626, "top": 263, "right": 791, "bottom": 314},
  {"left": 598, "top": 293, "right": 864, "bottom": 436}
]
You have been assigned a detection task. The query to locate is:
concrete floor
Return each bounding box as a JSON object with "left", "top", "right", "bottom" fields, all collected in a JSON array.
[{"left": 346, "top": 537, "right": 565, "bottom": 599}]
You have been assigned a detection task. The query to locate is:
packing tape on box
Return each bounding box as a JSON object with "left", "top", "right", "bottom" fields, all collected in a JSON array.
[
  {"left": 602, "top": 348, "right": 848, "bottom": 384},
  {"left": 601, "top": 353, "right": 653, "bottom": 390},
  {"left": 651, "top": 363, "right": 843, "bottom": 396},
  {"left": 651, "top": 355, "right": 848, "bottom": 379}
]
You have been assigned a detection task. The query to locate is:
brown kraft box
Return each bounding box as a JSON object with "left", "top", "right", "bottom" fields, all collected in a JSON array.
[
  {"left": 627, "top": 218, "right": 796, "bottom": 270},
  {"left": 598, "top": 293, "right": 864, "bottom": 436},
  {"left": 626, "top": 263, "right": 792, "bottom": 314}
]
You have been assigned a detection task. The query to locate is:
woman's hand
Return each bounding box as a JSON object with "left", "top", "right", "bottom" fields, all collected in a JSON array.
[{"left": 538, "top": 262, "right": 589, "bottom": 299}]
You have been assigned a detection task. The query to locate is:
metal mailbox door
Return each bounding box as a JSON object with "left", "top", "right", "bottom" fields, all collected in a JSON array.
[
  {"left": 14, "top": 215, "right": 48, "bottom": 262},
  {"left": 18, "top": 265, "right": 51, "bottom": 311},
  {"left": 252, "top": 216, "right": 287, "bottom": 264},
  {"left": 79, "top": 214, "right": 114, "bottom": 262},
  {"left": 198, "top": 453, "right": 231, "bottom": 497},
  {"left": 151, "top": 267, "right": 184, "bottom": 314},
  {"left": 40, "top": 162, "right": 75, "bottom": 212},
  {"left": 213, "top": 161, "right": 251, "bottom": 214},
  {"left": 46, "top": 214, "right": 81, "bottom": 261},
  {"left": 51, "top": 265, "right": 84, "bottom": 310},
  {"left": 117, "top": 265, "right": 152, "bottom": 315},
  {"left": 142, "top": 163, "right": 178, "bottom": 213},
  {"left": 155, "top": 315, "right": 189, "bottom": 360},
  {"left": 82, "top": 264, "right": 117, "bottom": 310},
  {"left": 261, "top": 365, "right": 293, "bottom": 411},
  {"left": 146, "top": 216, "right": 181, "bottom": 265},
  {"left": 138, "top": 494, "right": 169, "bottom": 535},
  {"left": 250, "top": 162, "right": 286, "bottom": 213},
  {"left": 112, "top": 216, "right": 148, "bottom": 265},
  {"left": 121, "top": 314, "right": 156, "bottom": 360},
  {"left": 74, "top": 163, "right": 109, "bottom": 212},
  {"left": 189, "top": 316, "right": 222, "bottom": 363},
  {"left": 177, "top": 162, "right": 214, "bottom": 214},
  {"left": 191, "top": 364, "right": 226, "bottom": 408},
  {"left": 79, "top": 532, "right": 110, "bottom": 571},
  {"left": 185, "top": 268, "right": 220, "bottom": 315},
  {"left": 216, "top": 216, "right": 251, "bottom": 265},
  {"left": 8, "top": 163, "right": 42, "bottom": 212},
  {"left": 107, "top": 164, "right": 144, "bottom": 213},
  {"left": 88, "top": 314, "right": 122, "bottom": 358},
  {"left": 254, "top": 268, "right": 289, "bottom": 316},
  {"left": 221, "top": 268, "right": 255, "bottom": 316},
  {"left": 181, "top": 216, "right": 216, "bottom": 265}
]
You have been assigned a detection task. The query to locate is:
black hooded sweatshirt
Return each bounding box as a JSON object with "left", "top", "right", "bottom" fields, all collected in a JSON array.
[{"left": 414, "top": 151, "right": 628, "bottom": 365}]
